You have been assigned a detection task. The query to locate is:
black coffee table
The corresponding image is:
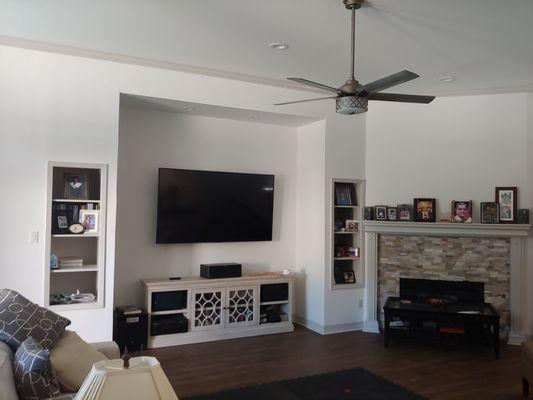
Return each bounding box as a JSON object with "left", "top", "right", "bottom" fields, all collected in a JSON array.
[{"left": 383, "top": 297, "right": 501, "bottom": 358}]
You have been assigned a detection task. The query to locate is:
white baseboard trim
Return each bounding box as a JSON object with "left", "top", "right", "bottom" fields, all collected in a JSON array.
[
  {"left": 508, "top": 331, "right": 527, "bottom": 345},
  {"left": 294, "top": 316, "right": 364, "bottom": 335},
  {"left": 363, "top": 320, "right": 380, "bottom": 334}
]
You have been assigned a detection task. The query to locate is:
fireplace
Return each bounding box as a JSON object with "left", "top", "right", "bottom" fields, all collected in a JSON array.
[
  {"left": 363, "top": 221, "right": 530, "bottom": 344},
  {"left": 399, "top": 278, "right": 485, "bottom": 306}
]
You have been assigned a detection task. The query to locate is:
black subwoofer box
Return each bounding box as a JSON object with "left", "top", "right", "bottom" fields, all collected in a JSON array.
[
  {"left": 151, "top": 290, "right": 187, "bottom": 312},
  {"left": 113, "top": 311, "right": 148, "bottom": 352},
  {"left": 200, "top": 262, "right": 242, "bottom": 279},
  {"left": 260, "top": 283, "right": 289, "bottom": 302}
]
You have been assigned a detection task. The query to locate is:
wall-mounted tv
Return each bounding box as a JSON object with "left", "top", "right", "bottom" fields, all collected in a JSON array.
[{"left": 156, "top": 168, "right": 275, "bottom": 244}]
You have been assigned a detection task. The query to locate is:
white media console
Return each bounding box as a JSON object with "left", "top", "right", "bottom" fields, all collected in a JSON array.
[{"left": 142, "top": 274, "right": 294, "bottom": 348}]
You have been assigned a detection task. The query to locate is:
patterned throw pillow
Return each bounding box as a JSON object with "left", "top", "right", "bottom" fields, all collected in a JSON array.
[
  {"left": 14, "top": 337, "right": 61, "bottom": 400},
  {"left": 0, "top": 289, "right": 71, "bottom": 351}
]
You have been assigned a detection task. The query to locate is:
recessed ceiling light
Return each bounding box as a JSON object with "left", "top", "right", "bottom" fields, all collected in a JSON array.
[
  {"left": 268, "top": 42, "right": 289, "bottom": 50},
  {"left": 184, "top": 107, "right": 194, "bottom": 112},
  {"left": 438, "top": 76, "right": 455, "bottom": 83}
]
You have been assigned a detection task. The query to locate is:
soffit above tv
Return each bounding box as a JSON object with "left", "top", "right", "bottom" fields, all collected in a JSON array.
[{"left": 120, "top": 94, "right": 319, "bottom": 128}]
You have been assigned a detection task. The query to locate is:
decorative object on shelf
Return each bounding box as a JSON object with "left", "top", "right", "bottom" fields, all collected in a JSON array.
[
  {"left": 335, "top": 183, "right": 354, "bottom": 206},
  {"left": 495, "top": 187, "right": 517, "bottom": 223},
  {"left": 64, "top": 173, "right": 88, "bottom": 199},
  {"left": 414, "top": 198, "right": 436, "bottom": 222},
  {"left": 335, "top": 246, "right": 346, "bottom": 257},
  {"left": 68, "top": 223, "right": 85, "bottom": 234},
  {"left": 79, "top": 210, "right": 99, "bottom": 233},
  {"left": 451, "top": 200, "right": 473, "bottom": 223},
  {"left": 375, "top": 205, "right": 387, "bottom": 221},
  {"left": 57, "top": 215, "right": 68, "bottom": 229},
  {"left": 364, "top": 206, "right": 374, "bottom": 220},
  {"left": 480, "top": 202, "right": 500, "bottom": 224},
  {"left": 387, "top": 207, "right": 397, "bottom": 221},
  {"left": 345, "top": 219, "right": 358, "bottom": 232},
  {"left": 397, "top": 204, "right": 413, "bottom": 221},
  {"left": 335, "top": 219, "right": 344, "bottom": 231},
  {"left": 75, "top": 356, "right": 179, "bottom": 400},
  {"left": 345, "top": 246, "right": 359, "bottom": 258},
  {"left": 343, "top": 270, "right": 356, "bottom": 284},
  {"left": 70, "top": 290, "right": 96, "bottom": 303},
  {"left": 50, "top": 254, "right": 59, "bottom": 270},
  {"left": 518, "top": 209, "right": 530, "bottom": 224}
]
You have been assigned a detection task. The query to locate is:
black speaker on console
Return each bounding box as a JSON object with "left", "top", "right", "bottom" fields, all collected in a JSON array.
[{"left": 200, "top": 262, "right": 242, "bottom": 279}]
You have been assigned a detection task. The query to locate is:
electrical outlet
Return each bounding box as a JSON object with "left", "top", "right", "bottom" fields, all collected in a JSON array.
[
  {"left": 358, "top": 299, "right": 364, "bottom": 308},
  {"left": 30, "top": 231, "right": 39, "bottom": 244}
]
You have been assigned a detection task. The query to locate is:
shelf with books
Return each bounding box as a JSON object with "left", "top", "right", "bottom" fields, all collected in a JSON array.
[
  {"left": 331, "top": 179, "right": 365, "bottom": 289},
  {"left": 45, "top": 162, "right": 107, "bottom": 310}
]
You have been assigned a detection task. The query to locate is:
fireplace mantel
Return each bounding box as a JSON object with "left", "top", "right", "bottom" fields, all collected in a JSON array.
[
  {"left": 363, "top": 221, "right": 530, "bottom": 345},
  {"left": 364, "top": 221, "right": 530, "bottom": 238}
]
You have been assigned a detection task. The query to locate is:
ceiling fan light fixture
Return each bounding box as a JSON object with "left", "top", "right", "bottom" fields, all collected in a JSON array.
[{"left": 336, "top": 96, "right": 368, "bottom": 115}]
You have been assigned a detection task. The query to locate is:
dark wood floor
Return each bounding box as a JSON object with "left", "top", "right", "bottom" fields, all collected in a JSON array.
[{"left": 140, "top": 325, "right": 523, "bottom": 400}]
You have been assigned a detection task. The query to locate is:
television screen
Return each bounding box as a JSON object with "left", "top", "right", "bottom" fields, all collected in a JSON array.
[{"left": 156, "top": 168, "right": 274, "bottom": 243}]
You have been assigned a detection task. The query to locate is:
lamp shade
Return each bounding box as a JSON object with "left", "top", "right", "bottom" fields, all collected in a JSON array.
[
  {"left": 336, "top": 96, "right": 368, "bottom": 115},
  {"left": 75, "top": 357, "right": 178, "bottom": 400}
]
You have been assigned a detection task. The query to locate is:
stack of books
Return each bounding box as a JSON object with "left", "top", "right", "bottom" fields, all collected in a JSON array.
[{"left": 58, "top": 257, "right": 83, "bottom": 268}]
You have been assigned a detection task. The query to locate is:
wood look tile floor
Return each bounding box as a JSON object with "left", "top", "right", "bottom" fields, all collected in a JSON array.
[{"left": 140, "top": 325, "right": 523, "bottom": 400}]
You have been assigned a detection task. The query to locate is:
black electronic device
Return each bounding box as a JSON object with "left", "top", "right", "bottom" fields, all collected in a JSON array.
[
  {"left": 151, "top": 290, "right": 187, "bottom": 312},
  {"left": 113, "top": 310, "right": 148, "bottom": 352},
  {"left": 151, "top": 314, "right": 188, "bottom": 336},
  {"left": 200, "top": 262, "right": 242, "bottom": 279},
  {"left": 169, "top": 277, "right": 182, "bottom": 280},
  {"left": 156, "top": 168, "right": 275, "bottom": 244},
  {"left": 260, "top": 283, "right": 289, "bottom": 303}
]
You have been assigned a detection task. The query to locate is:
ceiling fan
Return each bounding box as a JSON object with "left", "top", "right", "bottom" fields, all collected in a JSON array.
[{"left": 274, "top": 0, "right": 435, "bottom": 115}]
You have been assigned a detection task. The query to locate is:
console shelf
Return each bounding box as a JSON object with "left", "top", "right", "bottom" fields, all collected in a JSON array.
[{"left": 142, "top": 274, "right": 294, "bottom": 348}]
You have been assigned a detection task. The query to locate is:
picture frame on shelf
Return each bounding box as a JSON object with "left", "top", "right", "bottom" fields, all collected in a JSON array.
[
  {"left": 79, "top": 209, "right": 99, "bottom": 233},
  {"left": 518, "top": 209, "right": 530, "bottom": 224},
  {"left": 480, "top": 202, "right": 499, "bottom": 224},
  {"left": 335, "top": 184, "right": 353, "bottom": 206},
  {"left": 57, "top": 215, "right": 68, "bottom": 229},
  {"left": 364, "top": 206, "right": 374, "bottom": 220},
  {"left": 414, "top": 198, "right": 436, "bottom": 222},
  {"left": 451, "top": 200, "right": 473, "bottom": 223},
  {"left": 345, "top": 220, "right": 358, "bottom": 232},
  {"left": 375, "top": 205, "right": 387, "bottom": 221},
  {"left": 397, "top": 204, "right": 413, "bottom": 221},
  {"left": 387, "top": 207, "right": 397, "bottom": 221},
  {"left": 343, "top": 270, "right": 356, "bottom": 284},
  {"left": 64, "top": 174, "right": 88, "bottom": 199},
  {"left": 495, "top": 187, "right": 517, "bottom": 223}
]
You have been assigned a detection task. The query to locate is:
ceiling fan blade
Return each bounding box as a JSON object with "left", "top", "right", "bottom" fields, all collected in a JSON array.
[
  {"left": 274, "top": 96, "right": 338, "bottom": 106},
  {"left": 287, "top": 78, "right": 341, "bottom": 94},
  {"left": 357, "top": 70, "right": 420, "bottom": 97},
  {"left": 368, "top": 92, "right": 435, "bottom": 104}
]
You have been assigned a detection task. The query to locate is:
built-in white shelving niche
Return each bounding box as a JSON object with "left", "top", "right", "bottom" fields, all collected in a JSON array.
[
  {"left": 331, "top": 178, "right": 365, "bottom": 290},
  {"left": 44, "top": 162, "right": 107, "bottom": 310}
]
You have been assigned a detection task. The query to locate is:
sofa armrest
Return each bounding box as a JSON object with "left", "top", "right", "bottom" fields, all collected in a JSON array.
[
  {"left": 90, "top": 341, "right": 120, "bottom": 359},
  {"left": 0, "top": 342, "right": 18, "bottom": 400}
]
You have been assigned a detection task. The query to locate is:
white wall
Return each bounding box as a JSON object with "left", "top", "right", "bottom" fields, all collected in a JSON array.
[
  {"left": 324, "top": 115, "right": 366, "bottom": 328},
  {"left": 366, "top": 93, "right": 529, "bottom": 217},
  {"left": 295, "top": 120, "right": 327, "bottom": 327},
  {"left": 116, "top": 107, "right": 298, "bottom": 306},
  {"left": 0, "top": 43, "right": 334, "bottom": 341},
  {"left": 365, "top": 92, "right": 533, "bottom": 336}
]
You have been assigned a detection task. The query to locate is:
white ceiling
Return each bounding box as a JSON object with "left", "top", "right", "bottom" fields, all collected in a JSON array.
[
  {"left": 1, "top": 0, "right": 533, "bottom": 96},
  {"left": 120, "top": 94, "right": 319, "bottom": 127}
]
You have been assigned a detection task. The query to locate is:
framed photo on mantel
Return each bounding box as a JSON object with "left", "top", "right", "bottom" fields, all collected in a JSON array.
[{"left": 495, "top": 187, "right": 517, "bottom": 223}]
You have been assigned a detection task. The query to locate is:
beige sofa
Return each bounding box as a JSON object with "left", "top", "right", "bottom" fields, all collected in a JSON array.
[{"left": 0, "top": 340, "right": 120, "bottom": 400}]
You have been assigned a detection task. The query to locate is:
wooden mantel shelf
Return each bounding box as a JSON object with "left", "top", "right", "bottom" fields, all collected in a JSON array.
[{"left": 363, "top": 221, "right": 531, "bottom": 238}]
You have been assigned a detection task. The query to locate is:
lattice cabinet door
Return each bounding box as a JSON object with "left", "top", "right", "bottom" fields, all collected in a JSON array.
[
  {"left": 191, "top": 288, "right": 224, "bottom": 331},
  {"left": 225, "top": 285, "right": 258, "bottom": 328}
]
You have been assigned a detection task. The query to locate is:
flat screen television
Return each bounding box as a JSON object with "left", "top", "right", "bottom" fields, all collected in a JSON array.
[{"left": 156, "top": 168, "right": 275, "bottom": 243}]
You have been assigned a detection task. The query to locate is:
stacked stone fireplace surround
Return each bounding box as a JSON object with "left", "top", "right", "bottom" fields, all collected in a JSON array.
[{"left": 377, "top": 234, "right": 510, "bottom": 333}]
